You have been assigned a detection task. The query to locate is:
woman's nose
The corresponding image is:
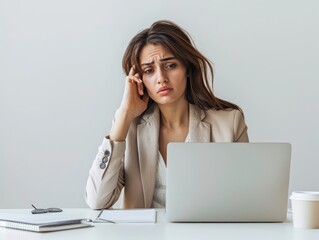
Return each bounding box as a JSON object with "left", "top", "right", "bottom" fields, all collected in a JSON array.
[{"left": 157, "top": 69, "right": 168, "bottom": 84}]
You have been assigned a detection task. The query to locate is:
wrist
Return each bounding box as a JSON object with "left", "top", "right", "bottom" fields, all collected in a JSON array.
[
  {"left": 116, "top": 107, "right": 136, "bottom": 122},
  {"left": 110, "top": 108, "right": 135, "bottom": 141}
]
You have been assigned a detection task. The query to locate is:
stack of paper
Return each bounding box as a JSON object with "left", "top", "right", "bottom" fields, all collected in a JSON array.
[{"left": 96, "top": 209, "right": 157, "bottom": 223}]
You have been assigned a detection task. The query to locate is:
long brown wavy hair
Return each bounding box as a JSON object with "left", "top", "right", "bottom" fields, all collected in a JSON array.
[{"left": 122, "top": 20, "right": 242, "bottom": 113}]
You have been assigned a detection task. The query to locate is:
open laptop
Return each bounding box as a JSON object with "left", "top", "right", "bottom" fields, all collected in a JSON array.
[{"left": 166, "top": 143, "right": 291, "bottom": 222}]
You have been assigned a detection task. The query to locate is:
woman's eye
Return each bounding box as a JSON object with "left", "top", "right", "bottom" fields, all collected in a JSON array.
[
  {"left": 166, "top": 63, "right": 177, "bottom": 70},
  {"left": 143, "top": 68, "right": 154, "bottom": 74}
]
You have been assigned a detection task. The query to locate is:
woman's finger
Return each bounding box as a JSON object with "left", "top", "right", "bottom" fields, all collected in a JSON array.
[
  {"left": 136, "top": 81, "right": 144, "bottom": 96},
  {"left": 127, "top": 75, "right": 142, "bottom": 84},
  {"left": 128, "top": 65, "right": 135, "bottom": 76}
]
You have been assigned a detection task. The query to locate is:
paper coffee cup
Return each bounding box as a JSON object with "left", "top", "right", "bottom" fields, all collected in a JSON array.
[{"left": 290, "top": 191, "right": 319, "bottom": 229}]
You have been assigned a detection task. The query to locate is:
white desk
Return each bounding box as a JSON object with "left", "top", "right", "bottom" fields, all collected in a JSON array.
[{"left": 1, "top": 208, "right": 319, "bottom": 240}]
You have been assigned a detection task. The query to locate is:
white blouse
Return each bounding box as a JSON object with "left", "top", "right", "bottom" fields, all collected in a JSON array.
[
  {"left": 151, "top": 134, "right": 191, "bottom": 208},
  {"left": 151, "top": 152, "right": 167, "bottom": 208}
]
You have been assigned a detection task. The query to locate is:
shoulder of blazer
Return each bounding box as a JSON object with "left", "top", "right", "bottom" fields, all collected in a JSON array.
[
  {"left": 189, "top": 104, "right": 241, "bottom": 123},
  {"left": 203, "top": 108, "right": 241, "bottom": 122}
]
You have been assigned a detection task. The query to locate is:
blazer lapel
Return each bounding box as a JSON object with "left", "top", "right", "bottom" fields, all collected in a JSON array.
[
  {"left": 188, "top": 104, "right": 211, "bottom": 142},
  {"left": 136, "top": 105, "right": 160, "bottom": 208}
]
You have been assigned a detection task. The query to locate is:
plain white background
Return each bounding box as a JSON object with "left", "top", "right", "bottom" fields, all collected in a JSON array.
[{"left": 1, "top": 0, "right": 318, "bottom": 208}]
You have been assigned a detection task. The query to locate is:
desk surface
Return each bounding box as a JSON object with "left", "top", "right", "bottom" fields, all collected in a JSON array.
[{"left": 1, "top": 208, "right": 319, "bottom": 240}]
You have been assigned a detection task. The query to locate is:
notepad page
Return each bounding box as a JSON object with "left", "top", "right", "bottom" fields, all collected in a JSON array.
[
  {"left": 97, "top": 209, "right": 156, "bottom": 223},
  {"left": 0, "top": 213, "right": 85, "bottom": 225}
]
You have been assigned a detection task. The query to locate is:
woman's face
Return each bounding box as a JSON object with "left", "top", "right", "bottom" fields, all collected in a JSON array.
[{"left": 139, "top": 44, "right": 187, "bottom": 107}]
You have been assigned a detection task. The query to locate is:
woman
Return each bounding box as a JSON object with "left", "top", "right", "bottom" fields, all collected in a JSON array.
[{"left": 85, "top": 20, "right": 249, "bottom": 210}]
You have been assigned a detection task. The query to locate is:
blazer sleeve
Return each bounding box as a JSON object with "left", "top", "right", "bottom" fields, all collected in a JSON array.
[
  {"left": 85, "top": 137, "right": 125, "bottom": 209},
  {"left": 233, "top": 110, "right": 249, "bottom": 142}
]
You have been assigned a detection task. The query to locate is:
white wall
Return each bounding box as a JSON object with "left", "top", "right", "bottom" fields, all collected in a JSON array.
[{"left": 1, "top": 0, "right": 318, "bottom": 208}]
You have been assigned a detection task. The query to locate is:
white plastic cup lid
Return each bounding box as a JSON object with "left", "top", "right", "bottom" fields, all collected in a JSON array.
[{"left": 290, "top": 191, "right": 319, "bottom": 201}]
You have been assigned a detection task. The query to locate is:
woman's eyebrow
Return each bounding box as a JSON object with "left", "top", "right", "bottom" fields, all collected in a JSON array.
[
  {"left": 160, "top": 57, "right": 176, "bottom": 62},
  {"left": 141, "top": 57, "right": 176, "bottom": 66}
]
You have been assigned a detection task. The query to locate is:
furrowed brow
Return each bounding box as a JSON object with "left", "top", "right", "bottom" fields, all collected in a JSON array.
[
  {"left": 141, "top": 57, "right": 176, "bottom": 66},
  {"left": 141, "top": 61, "right": 154, "bottom": 66},
  {"left": 160, "top": 57, "right": 176, "bottom": 62}
]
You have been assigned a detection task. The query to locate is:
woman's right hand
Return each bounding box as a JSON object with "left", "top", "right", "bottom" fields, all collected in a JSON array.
[
  {"left": 110, "top": 66, "right": 149, "bottom": 141},
  {"left": 119, "top": 66, "right": 149, "bottom": 119}
]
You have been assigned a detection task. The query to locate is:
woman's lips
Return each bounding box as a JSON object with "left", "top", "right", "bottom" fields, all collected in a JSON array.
[{"left": 157, "top": 87, "right": 173, "bottom": 95}]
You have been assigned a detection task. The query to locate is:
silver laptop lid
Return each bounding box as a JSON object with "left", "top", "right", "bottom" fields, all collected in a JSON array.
[{"left": 166, "top": 143, "right": 291, "bottom": 222}]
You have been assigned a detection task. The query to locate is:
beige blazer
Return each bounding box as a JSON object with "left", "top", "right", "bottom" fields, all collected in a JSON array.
[{"left": 85, "top": 104, "right": 249, "bottom": 210}]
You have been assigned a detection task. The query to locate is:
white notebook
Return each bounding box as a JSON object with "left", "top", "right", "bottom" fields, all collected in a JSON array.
[{"left": 0, "top": 213, "right": 93, "bottom": 232}]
